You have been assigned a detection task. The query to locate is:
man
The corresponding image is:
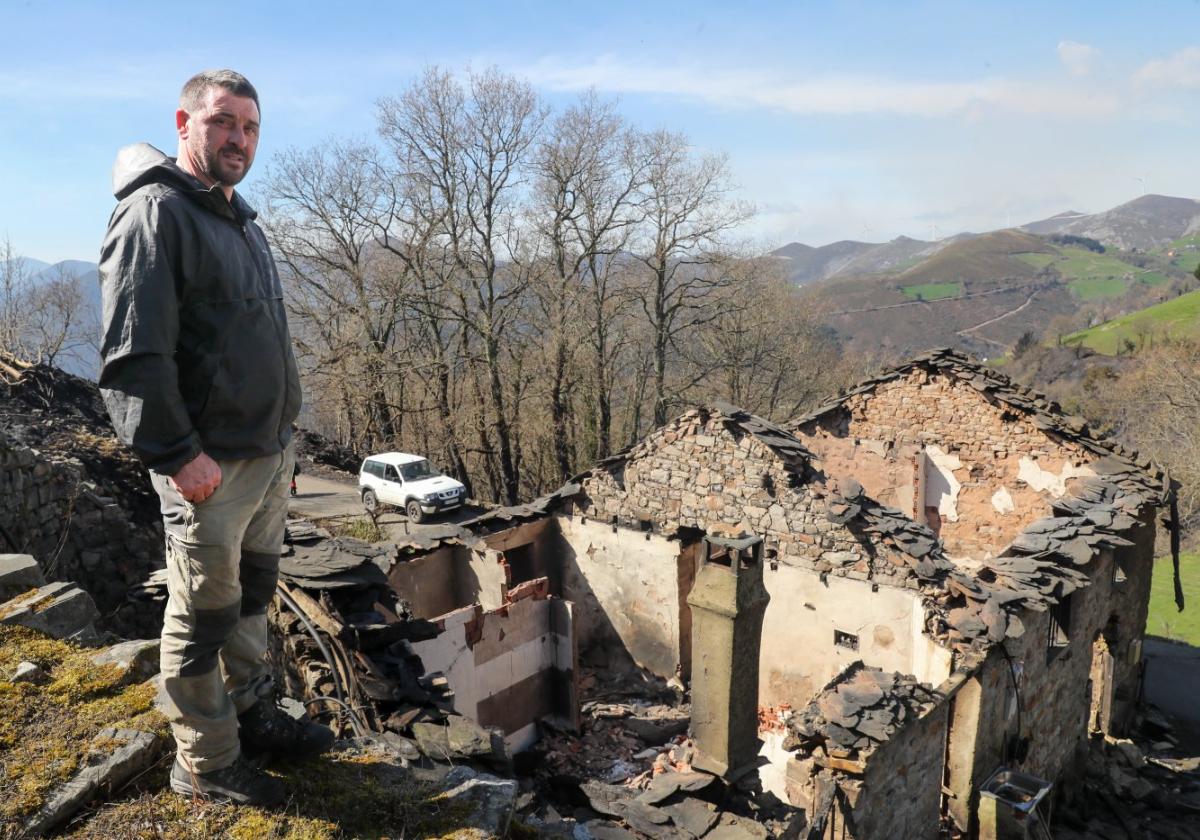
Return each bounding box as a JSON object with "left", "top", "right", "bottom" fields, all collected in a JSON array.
[{"left": 99, "top": 69, "right": 333, "bottom": 807}]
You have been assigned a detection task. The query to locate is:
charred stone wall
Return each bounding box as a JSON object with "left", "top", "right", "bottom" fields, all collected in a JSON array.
[
  {"left": 797, "top": 369, "right": 1096, "bottom": 557},
  {"left": 946, "top": 514, "right": 1156, "bottom": 830},
  {"left": 849, "top": 699, "right": 950, "bottom": 840},
  {"left": 577, "top": 411, "right": 908, "bottom": 584},
  {"left": 0, "top": 430, "right": 163, "bottom": 636}
]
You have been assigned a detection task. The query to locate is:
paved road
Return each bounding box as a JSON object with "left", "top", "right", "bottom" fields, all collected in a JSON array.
[
  {"left": 287, "top": 473, "right": 487, "bottom": 538},
  {"left": 1144, "top": 637, "right": 1200, "bottom": 722},
  {"left": 1144, "top": 637, "right": 1200, "bottom": 750}
]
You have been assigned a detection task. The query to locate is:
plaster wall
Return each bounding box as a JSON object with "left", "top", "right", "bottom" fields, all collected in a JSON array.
[
  {"left": 466, "top": 547, "right": 508, "bottom": 611},
  {"left": 386, "top": 546, "right": 467, "bottom": 620},
  {"left": 759, "top": 564, "right": 952, "bottom": 706},
  {"left": 554, "top": 513, "right": 683, "bottom": 677}
]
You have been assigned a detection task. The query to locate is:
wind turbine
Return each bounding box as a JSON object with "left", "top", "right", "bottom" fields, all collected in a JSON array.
[
  {"left": 1132, "top": 175, "right": 1147, "bottom": 197},
  {"left": 861, "top": 222, "right": 873, "bottom": 241}
]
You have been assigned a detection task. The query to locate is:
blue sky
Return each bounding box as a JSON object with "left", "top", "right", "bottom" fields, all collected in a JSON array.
[{"left": 3, "top": 0, "right": 1200, "bottom": 263}]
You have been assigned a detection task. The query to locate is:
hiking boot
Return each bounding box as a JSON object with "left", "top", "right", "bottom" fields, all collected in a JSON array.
[
  {"left": 169, "top": 756, "right": 285, "bottom": 806},
  {"left": 239, "top": 695, "right": 336, "bottom": 759}
]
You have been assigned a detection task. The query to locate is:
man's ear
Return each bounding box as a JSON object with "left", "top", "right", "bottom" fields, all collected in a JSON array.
[{"left": 175, "top": 108, "right": 190, "bottom": 140}]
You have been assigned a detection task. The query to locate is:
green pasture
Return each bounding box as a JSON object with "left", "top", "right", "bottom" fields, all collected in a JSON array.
[
  {"left": 1146, "top": 551, "right": 1200, "bottom": 645},
  {"left": 1015, "top": 252, "right": 1057, "bottom": 270},
  {"left": 1064, "top": 289, "right": 1200, "bottom": 354},
  {"left": 902, "top": 282, "right": 960, "bottom": 301},
  {"left": 1069, "top": 277, "right": 1128, "bottom": 300}
]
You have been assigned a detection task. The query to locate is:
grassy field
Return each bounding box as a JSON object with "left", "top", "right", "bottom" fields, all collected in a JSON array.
[
  {"left": 1064, "top": 289, "right": 1200, "bottom": 354},
  {"left": 1136, "top": 270, "right": 1171, "bottom": 287},
  {"left": 902, "top": 282, "right": 960, "bottom": 301},
  {"left": 1069, "top": 276, "right": 1128, "bottom": 300},
  {"left": 1016, "top": 247, "right": 1160, "bottom": 300},
  {"left": 1015, "top": 252, "right": 1058, "bottom": 269},
  {"left": 1146, "top": 551, "right": 1200, "bottom": 645}
]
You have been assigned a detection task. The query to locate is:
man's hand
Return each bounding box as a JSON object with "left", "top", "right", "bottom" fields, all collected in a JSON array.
[{"left": 170, "top": 452, "right": 222, "bottom": 503}]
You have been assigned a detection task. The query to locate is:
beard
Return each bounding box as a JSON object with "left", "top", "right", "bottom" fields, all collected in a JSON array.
[{"left": 196, "top": 142, "right": 252, "bottom": 187}]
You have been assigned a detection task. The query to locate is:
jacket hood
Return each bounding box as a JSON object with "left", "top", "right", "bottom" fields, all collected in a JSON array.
[{"left": 110, "top": 142, "right": 257, "bottom": 220}]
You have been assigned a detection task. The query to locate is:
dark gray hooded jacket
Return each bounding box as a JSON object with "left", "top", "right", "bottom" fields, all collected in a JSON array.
[{"left": 99, "top": 143, "right": 301, "bottom": 475}]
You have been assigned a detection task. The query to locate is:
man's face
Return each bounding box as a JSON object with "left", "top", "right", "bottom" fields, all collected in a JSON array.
[{"left": 176, "top": 87, "right": 260, "bottom": 189}]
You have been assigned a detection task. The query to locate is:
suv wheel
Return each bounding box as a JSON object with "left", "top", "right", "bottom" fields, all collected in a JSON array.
[
  {"left": 362, "top": 489, "right": 378, "bottom": 513},
  {"left": 405, "top": 500, "right": 424, "bottom": 523}
]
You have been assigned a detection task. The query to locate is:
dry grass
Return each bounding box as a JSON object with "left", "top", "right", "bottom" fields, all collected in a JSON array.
[
  {"left": 62, "top": 750, "right": 480, "bottom": 839},
  {"left": 0, "top": 625, "right": 168, "bottom": 833},
  {"left": 1, "top": 625, "right": 490, "bottom": 838}
]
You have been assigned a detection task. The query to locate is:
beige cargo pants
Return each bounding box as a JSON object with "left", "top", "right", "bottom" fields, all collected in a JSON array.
[{"left": 150, "top": 445, "right": 294, "bottom": 773}]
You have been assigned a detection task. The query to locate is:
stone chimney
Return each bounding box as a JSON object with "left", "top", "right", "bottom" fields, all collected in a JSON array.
[{"left": 686, "top": 533, "right": 770, "bottom": 779}]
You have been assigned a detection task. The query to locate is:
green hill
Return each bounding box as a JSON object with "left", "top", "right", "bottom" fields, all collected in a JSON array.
[
  {"left": 1064, "top": 289, "right": 1200, "bottom": 354},
  {"left": 896, "top": 230, "right": 1053, "bottom": 285}
]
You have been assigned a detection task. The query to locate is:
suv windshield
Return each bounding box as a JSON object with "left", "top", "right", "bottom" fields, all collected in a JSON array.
[{"left": 400, "top": 459, "right": 439, "bottom": 481}]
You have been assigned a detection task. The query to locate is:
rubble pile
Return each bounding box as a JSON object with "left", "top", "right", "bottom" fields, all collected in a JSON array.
[
  {"left": 522, "top": 669, "right": 798, "bottom": 839},
  {"left": 1054, "top": 707, "right": 1200, "bottom": 840},
  {"left": 782, "top": 662, "right": 940, "bottom": 765},
  {"left": 0, "top": 355, "right": 158, "bottom": 525},
  {"left": 293, "top": 426, "right": 362, "bottom": 477},
  {"left": 266, "top": 521, "right": 519, "bottom": 773}
]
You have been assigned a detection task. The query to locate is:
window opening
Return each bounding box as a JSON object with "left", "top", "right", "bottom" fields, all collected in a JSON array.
[
  {"left": 1047, "top": 596, "right": 1071, "bottom": 659},
  {"left": 834, "top": 630, "right": 859, "bottom": 650}
]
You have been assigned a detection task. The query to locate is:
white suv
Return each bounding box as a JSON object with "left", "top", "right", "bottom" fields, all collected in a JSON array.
[{"left": 358, "top": 453, "right": 467, "bottom": 522}]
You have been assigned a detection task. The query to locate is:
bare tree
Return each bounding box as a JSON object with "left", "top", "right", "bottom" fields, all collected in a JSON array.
[
  {"left": 258, "top": 140, "right": 405, "bottom": 451},
  {"left": 1114, "top": 339, "right": 1200, "bottom": 529},
  {"left": 0, "top": 236, "right": 31, "bottom": 356},
  {"left": 528, "top": 92, "right": 647, "bottom": 476},
  {"left": 681, "top": 258, "right": 845, "bottom": 418},
  {"left": 0, "top": 238, "right": 97, "bottom": 370},
  {"left": 377, "top": 67, "right": 546, "bottom": 503},
  {"left": 24, "top": 264, "right": 96, "bottom": 367},
  {"left": 253, "top": 65, "right": 857, "bottom": 502},
  {"left": 630, "top": 131, "right": 751, "bottom": 428}
]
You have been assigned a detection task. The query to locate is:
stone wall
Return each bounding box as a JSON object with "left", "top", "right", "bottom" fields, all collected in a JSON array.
[
  {"left": 0, "top": 430, "right": 163, "bottom": 637},
  {"left": 848, "top": 700, "right": 950, "bottom": 840},
  {"left": 797, "top": 369, "right": 1098, "bottom": 557},
  {"left": 943, "top": 514, "right": 1156, "bottom": 832},
  {"left": 578, "top": 410, "right": 917, "bottom": 588},
  {"left": 555, "top": 514, "right": 684, "bottom": 677}
]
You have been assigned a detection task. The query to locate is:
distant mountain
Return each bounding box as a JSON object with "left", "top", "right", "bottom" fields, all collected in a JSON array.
[
  {"left": 1020, "top": 194, "right": 1200, "bottom": 251},
  {"left": 1019, "top": 210, "right": 1090, "bottom": 236},
  {"left": 1, "top": 256, "right": 52, "bottom": 276},
  {"left": 772, "top": 235, "right": 953, "bottom": 286},
  {"left": 772, "top": 240, "right": 873, "bottom": 285}
]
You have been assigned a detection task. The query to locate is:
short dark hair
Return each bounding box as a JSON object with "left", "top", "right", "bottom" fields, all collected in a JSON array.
[{"left": 180, "top": 69, "right": 260, "bottom": 116}]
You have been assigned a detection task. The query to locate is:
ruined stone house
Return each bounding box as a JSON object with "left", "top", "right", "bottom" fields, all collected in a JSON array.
[
  {"left": 0, "top": 351, "right": 1181, "bottom": 837},
  {"left": 354, "top": 348, "right": 1174, "bottom": 838}
]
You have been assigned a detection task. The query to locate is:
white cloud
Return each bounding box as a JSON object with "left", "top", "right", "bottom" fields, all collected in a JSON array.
[
  {"left": 522, "top": 55, "right": 1119, "bottom": 119},
  {"left": 1057, "top": 40, "right": 1100, "bottom": 77},
  {"left": 1134, "top": 46, "right": 1200, "bottom": 88}
]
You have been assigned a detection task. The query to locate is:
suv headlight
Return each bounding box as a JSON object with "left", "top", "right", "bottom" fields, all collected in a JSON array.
[{"left": 422, "top": 492, "right": 438, "bottom": 502}]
